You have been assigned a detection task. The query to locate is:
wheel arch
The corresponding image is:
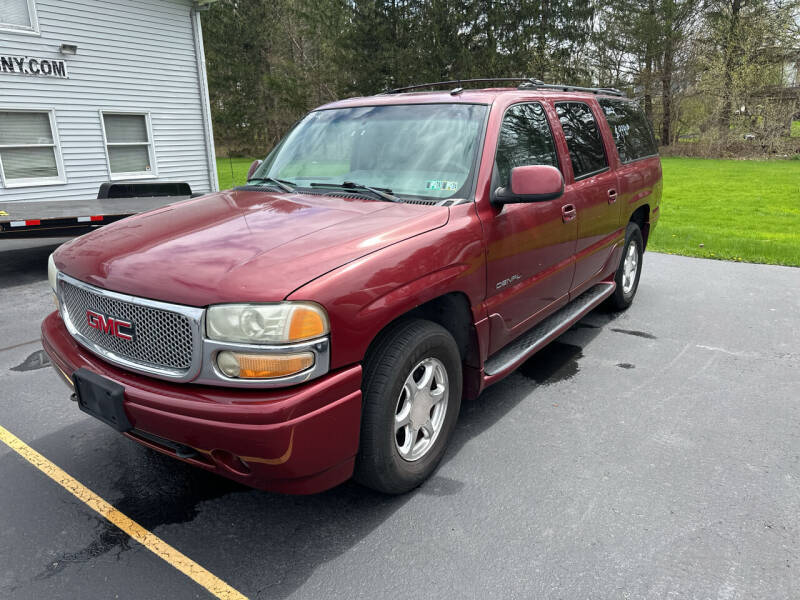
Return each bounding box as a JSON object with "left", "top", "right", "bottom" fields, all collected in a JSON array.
[
  {"left": 365, "top": 291, "right": 480, "bottom": 368},
  {"left": 361, "top": 291, "right": 483, "bottom": 401}
]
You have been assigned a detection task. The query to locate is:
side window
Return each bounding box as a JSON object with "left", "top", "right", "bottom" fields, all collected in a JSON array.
[
  {"left": 555, "top": 102, "right": 608, "bottom": 179},
  {"left": 599, "top": 99, "right": 658, "bottom": 163},
  {"left": 0, "top": 0, "right": 38, "bottom": 34},
  {"left": 101, "top": 112, "right": 157, "bottom": 178},
  {"left": 0, "top": 110, "right": 65, "bottom": 187},
  {"left": 495, "top": 102, "right": 558, "bottom": 189}
]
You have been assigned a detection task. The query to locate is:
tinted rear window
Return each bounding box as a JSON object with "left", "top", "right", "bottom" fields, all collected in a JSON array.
[
  {"left": 555, "top": 102, "right": 608, "bottom": 179},
  {"left": 599, "top": 99, "right": 658, "bottom": 163}
]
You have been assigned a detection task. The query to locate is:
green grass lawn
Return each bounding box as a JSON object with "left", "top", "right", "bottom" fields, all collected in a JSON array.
[
  {"left": 216, "top": 157, "right": 355, "bottom": 189},
  {"left": 216, "top": 156, "right": 800, "bottom": 267},
  {"left": 217, "top": 157, "right": 256, "bottom": 190},
  {"left": 649, "top": 157, "right": 800, "bottom": 266}
]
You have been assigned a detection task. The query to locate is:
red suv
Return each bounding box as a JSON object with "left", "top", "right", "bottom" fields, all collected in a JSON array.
[{"left": 42, "top": 79, "right": 661, "bottom": 494}]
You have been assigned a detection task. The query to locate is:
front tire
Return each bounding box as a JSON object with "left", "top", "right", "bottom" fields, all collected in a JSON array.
[
  {"left": 355, "top": 319, "right": 462, "bottom": 494},
  {"left": 606, "top": 222, "right": 644, "bottom": 311}
]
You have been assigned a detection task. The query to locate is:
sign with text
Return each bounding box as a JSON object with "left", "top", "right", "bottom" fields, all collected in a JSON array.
[{"left": 0, "top": 55, "right": 68, "bottom": 79}]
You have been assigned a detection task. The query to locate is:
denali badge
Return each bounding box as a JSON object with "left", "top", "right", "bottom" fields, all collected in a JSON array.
[
  {"left": 496, "top": 274, "right": 521, "bottom": 290},
  {"left": 86, "top": 310, "right": 134, "bottom": 341}
]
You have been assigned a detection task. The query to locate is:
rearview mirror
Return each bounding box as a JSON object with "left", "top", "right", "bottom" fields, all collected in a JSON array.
[
  {"left": 247, "top": 159, "right": 263, "bottom": 180},
  {"left": 493, "top": 165, "right": 564, "bottom": 204}
]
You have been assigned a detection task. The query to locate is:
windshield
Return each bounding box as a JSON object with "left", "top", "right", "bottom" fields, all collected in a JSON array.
[{"left": 252, "top": 103, "right": 488, "bottom": 201}]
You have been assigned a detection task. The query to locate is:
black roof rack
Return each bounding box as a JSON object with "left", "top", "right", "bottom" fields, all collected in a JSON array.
[{"left": 381, "top": 78, "right": 625, "bottom": 97}]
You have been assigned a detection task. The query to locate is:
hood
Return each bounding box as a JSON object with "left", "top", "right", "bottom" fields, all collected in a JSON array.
[{"left": 55, "top": 190, "right": 449, "bottom": 306}]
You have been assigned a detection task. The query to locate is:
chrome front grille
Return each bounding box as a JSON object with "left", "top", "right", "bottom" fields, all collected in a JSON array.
[
  {"left": 54, "top": 273, "right": 330, "bottom": 388},
  {"left": 59, "top": 277, "right": 199, "bottom": 376}
]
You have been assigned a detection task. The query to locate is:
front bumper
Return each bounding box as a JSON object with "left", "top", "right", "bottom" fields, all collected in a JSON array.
[{"left": 41, "top": 311, "right": 362, "bottom": 494}]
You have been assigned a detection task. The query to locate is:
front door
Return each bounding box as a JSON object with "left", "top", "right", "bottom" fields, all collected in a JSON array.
[{"left": 479, "top": 102, "right": 578, "bottom": 355}]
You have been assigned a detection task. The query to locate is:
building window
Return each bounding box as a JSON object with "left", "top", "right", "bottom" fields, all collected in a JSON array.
[
  {"left": 0, "top": 109, "right": 65, "bottom": 187},
  {"left": 101, "top": 112, "right": 157, "bottom": 179},
  {"left": 0, "top": 0, "right": 39, "bottom": 34}
]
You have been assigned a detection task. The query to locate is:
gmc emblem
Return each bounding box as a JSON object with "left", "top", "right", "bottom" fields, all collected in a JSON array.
[{"left": 86, "top": 310, "right": 135, "bottom": 341}]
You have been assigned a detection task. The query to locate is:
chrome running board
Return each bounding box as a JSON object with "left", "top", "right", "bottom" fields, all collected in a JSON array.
[{"left": 484, "top": 282, "right": 615, "bottom": 376}]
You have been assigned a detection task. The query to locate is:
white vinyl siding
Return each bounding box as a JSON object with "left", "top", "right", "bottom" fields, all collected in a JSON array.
[
  {"left": 0, "top": 0, "right": 217, "bottom": 202},
  {"left": 101, "top": 112, "right": 157, "bottom": 178},
  {"left": 0, "top": 109, "right": 65, "bottom": 187},
  {"left": 0, "top": 0, "right": 39, "bottom": 34}
]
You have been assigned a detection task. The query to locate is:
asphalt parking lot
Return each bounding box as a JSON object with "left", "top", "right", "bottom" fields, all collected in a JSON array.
[{"left": 1, "top": 238, "right": 799, "bottom": 599}]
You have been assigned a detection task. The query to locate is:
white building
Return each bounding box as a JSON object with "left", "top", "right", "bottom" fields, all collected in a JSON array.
[{"left": 0, "top": 0, "right": 218, "bottom": 207}]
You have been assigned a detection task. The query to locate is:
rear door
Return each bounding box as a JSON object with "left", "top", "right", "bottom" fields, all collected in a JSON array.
[
  {"left": 479, "top": 101, "right": 578, "bottom": 354},
  {"left": 554, "top": 101, "right": 621, "bottom": 293},
  {"left": 598, "top": 98, "right": 661, "bottom": 228}
]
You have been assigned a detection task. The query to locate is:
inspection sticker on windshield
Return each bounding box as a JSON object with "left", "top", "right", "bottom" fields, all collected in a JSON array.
[{"left": 425, "top": 180, "right": 458, "bottom": 191}]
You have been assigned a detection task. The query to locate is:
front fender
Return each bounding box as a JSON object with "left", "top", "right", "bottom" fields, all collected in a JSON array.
[{"left": 287, "top": 203, "right": 487, "bottom": 370}]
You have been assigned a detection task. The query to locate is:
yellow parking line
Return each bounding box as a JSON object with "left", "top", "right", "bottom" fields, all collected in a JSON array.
[{"left": 0, "top": 425, "right": 247, "bottom": 600}]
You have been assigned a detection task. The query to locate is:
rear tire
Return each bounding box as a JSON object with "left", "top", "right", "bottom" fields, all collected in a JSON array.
[
  {"left": 355, "top": 319, "right": 462, "bottom": 494},
  {"left": 605, "top": 222, "right": 644, "bottom": 311}
]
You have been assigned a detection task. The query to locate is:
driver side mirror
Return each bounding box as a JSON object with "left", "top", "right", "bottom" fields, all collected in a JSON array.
[
  {"left": 493, "top": 165, "right": 564, "bottom": 204},
  {"left": 247, "top": 159, "right": 263, "bottom": 180}
]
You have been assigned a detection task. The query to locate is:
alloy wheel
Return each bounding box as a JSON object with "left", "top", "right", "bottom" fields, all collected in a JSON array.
[
  {"left": 394, "top": 357, "right": 449, "bottom": 462},
  {"left": 622, "top": 241, "right": 639, "bottom": 295}
]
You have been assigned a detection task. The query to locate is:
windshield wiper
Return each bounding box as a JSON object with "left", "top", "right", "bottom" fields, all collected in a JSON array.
[
  {"left": 247, "top": 177, "right": 295, "bottom": 193},
  {"left": 309, "top": 181, "right": 401, "bottom": 203}
]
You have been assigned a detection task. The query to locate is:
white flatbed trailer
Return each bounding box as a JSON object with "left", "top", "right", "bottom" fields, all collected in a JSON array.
[{"left": 0, "top": 195, "right": 190, "bottom": 238}]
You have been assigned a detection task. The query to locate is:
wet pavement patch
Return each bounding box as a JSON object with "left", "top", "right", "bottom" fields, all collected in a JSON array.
[
  {"left": 37, "top": 519, "right": 131, "bottom": 579},
  {"left": 110, "top": 458, "right": 247, "bottom": 530},
  {"left": 35, "top": 449, "right": 247, "bottom": 579},
  {"left": 610, "top": 328, "right": 657, "bottom": 340},
  {"left": 519, "top": 341, "right": 583, "bottom": 384},
  {"left": 11, "top": 349, "right": 51, "bottom": 372}
]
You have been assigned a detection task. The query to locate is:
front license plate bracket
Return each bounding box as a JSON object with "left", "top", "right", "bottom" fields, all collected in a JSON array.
[{"left": 72, "top": 368, "right": 132, "bottom": 432}]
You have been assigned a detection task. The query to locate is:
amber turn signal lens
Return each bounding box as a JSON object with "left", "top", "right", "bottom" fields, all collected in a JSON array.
[
  {"left": 288, "top": 306, "right": 327, "bottom": 341},
  {"left": 216, "top": 351, "right": 314, "bottom": 379}
]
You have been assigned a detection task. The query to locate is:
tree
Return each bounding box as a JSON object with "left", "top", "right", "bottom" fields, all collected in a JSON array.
[
  {"left": 700, "top": 0, "right": 800, "bottom": 138},
  {"left": 657, "top": 0, "right": 700, "bottom": 145},
  {"left": 593, "top": 0, "right": 699, "bottom": 145},
  {"left": 203, "top": 0, "right": 346, "bottom": 155},
  {"left": 201, "top": 0, "right": 799, "bottom": 155}
]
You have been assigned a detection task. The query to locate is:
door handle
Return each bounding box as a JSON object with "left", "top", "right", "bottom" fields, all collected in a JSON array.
[
  {"left": 607, "top": 189, "right": 618, "bottom": 204},
  {"left": 561, "top": 204, "right": 577, "bottom": 223}
]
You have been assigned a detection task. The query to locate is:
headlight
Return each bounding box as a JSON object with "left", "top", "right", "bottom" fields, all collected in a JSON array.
[
  {"left": 206, "top": 302, "right": 329, "bottom": 344},
  {"left": 48, "top": 253, "right": 58, "bottom": 293}
]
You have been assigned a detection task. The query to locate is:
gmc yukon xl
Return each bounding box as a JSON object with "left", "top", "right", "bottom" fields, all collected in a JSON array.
[{"left": 42, "top": 79, "right": 661, "bottom": 494}]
